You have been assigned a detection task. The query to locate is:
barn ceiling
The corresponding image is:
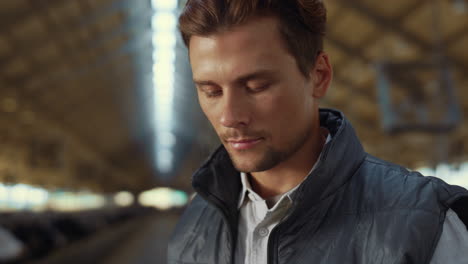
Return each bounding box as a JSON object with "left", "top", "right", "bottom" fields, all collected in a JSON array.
[
  {"left": 0, "top": 0, "right": 466, "bottom": 192},
  {"left": 324, "top": 0, "right": 468, "bottom": 168}
]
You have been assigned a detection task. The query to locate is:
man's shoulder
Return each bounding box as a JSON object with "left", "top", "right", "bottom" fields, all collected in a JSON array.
[
  {"left": 359, "top": 154, "right": 428, "bottom": 187},
  {"left": 363, "top": 154, "right": 407, "bottom": 170},
  {"left": 348, "top": 154, "right": 467, "bottom": 215},
  {"left": 361, "top": 154, "right": 467, "bottom": 196},
  {"left": 361, "top": 153, "right": 437, "bottom": 187}
]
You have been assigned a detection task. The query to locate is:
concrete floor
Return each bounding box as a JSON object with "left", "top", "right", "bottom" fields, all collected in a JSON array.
[{"left": 31, "top": 211, "right": 181, "bottom": 264}]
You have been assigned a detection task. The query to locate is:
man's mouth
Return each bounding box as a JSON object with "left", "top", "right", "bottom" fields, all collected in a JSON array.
[{"left": 226, "top": 138, "right": 263, "bottom": 150}]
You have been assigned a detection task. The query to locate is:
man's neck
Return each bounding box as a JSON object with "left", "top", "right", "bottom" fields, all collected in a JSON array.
[{"left": 249, "top": 126, "right": 327, "bottom": 199}]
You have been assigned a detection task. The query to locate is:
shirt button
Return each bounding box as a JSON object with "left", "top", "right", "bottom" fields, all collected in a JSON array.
[{"left": 258, "top": 227, "right": 269, "bottom": 237}]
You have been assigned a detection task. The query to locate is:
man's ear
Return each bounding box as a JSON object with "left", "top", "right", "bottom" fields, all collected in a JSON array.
[{"left": 310, "top": 52, "right": 333, "bottom": 99}]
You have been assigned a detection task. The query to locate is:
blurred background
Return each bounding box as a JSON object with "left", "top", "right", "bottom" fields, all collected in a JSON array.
[{"left": 0, "top": 0, "right": 466, "bottom": 263}]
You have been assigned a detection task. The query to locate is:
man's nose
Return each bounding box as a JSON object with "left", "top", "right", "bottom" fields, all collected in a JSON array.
[{"left": 219, "top": 91, "right": 250, "bottom": 128}]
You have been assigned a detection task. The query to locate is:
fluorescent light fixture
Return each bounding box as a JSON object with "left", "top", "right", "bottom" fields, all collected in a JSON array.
[
  {"left": 153, "top": 57, "right": 175, "bottom": 71},
  {"left": 48, "top": 192, "right": 106, "bottom": 212},
  {"left": 0, "top": 183, "right": 118, "bottom": 212},
  {"left": 152, "top": 33, "right": 177, "bottom": 47},
  {"left": 158, "top": 131, "right": 177, "bottom": 148},
  {"left": 138, "top": 187, "right": 188, "bottom": 210},
  {"left": 151, "top": 0, "right": 178, "bottom": 10},
  {"left": 157, "top": 149, "right": 174, "bottom": 173},
  {"left": 114, "top": 191, "right": 134, "bottom": 207},
  {"left": 151, "top": 0, "right": 178, "bottom": 174},
  {"left": 152, "top": 13, "right": 177, "bottom": 29},
  {"left": 153, "top": 65, "right": 175, "bottom": 84},
  {"left": 154, "top": 82, "right": 174, "bottom": 97},
  {"left": 153, "top": 50, "right": 175, "bottom": 63}
]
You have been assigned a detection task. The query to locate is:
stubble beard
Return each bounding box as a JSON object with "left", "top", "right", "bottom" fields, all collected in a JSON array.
[{"left": 226, "top": 126, "right": 312, "bottom": 173}]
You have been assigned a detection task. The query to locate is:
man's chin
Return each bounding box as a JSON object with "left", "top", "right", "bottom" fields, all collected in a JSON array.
[
  {"left": 224, "top": 144, "right": 281, "bottom": 172},
  {"left": 233, "top": 163, "right": 260, "bottom": 173},
  {"left": 227, "top": 153, "right": 261, "bottom": 173},
  {"left": 230, "top": 155, "right": 275, "bottom": 173}
]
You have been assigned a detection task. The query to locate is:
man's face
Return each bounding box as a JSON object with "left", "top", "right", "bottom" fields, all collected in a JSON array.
[{"left": 189, "top": 17, "right": 322, "bottom": 173}]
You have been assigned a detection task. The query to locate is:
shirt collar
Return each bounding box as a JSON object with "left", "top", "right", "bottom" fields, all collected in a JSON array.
[{"left": 237, "top": 131, "right": 332, "bottom": 209}]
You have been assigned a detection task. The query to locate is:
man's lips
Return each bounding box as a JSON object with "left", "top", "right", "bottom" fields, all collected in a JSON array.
[{"left": 227, "top": 138, "right": 263, "bottom": 150}]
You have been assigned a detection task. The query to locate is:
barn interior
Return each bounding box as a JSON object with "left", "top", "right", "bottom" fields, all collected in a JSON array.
[{"left": 0, "top": 0, "right": 467, "bottom": 263}]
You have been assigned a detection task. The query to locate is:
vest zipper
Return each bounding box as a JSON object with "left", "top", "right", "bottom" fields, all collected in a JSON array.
[
  {"left": 267, "top": 226, "right": 279, "bottom": 264},
  {"left": 267, "top": 202, "right": 298, "bottom": 264}
]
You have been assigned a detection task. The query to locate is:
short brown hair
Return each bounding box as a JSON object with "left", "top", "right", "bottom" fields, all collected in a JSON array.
[{"left": 178, "top": 0, "right": 327, "bottom": 77}]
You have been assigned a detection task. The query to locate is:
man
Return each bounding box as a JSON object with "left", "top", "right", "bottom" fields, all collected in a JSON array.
[{"left": 168, "top": 0, "right": 468, "bottom": 263}]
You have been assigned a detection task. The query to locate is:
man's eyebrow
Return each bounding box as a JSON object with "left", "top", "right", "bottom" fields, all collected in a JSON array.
[
  {"left": 234, "top": 70, "right": 277, "bottom": 84},
  {"left": 193, "top": 69, "right": 277, "bottom": 87},
  {"left": 193, "top": 80, "right": 217, "bottom": 87}
]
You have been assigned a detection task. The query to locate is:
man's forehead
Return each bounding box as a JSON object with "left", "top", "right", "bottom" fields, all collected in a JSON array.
[
  {"left": 189, "top": 44, "right": 281, "bottom": 84},
  {"left": 188, "top": 18, "right": 288, "bottom": 80},
  {"left": 189, "top": 16, "right": 283, "bottom": 55}
]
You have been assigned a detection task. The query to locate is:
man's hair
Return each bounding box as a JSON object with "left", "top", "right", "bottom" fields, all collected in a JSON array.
[{"left": 178, "top": 0, "right": 327, "bottom": 78}]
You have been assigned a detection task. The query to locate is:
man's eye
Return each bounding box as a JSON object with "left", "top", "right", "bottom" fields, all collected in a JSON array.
[
  {"left": 205, "top": 90, "right": 222, "bottom": 98},
  {"left": 248, "top": 84, "right": 269, "bottom": 93}
]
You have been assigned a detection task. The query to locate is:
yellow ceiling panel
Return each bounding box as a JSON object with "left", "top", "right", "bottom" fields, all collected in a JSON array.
[
  {"left": 32, "top": 42, "right": 61, "bottom": 65},
  {"left": 328, "top": 8, "right": 378, "bottom": 47},
  {"left": 325, "top": 42, "right": 345, "bottom": 65},
  {"left": 0, "top": 0, "right": 29, "bottom": 15},
  {"left": 438, "top": 0, "right": 468, "bottom": 39},
  {"left": 0, "top": 36, "right": 12, "bottom": 57},
  {"left": 449, "top": 35, "right": 468, "bottom": 62},
  {"left": 48, "top": 0, "right": 82, "bottom": 23},
  {"left": 365, "top": 32, "right": 423, "bottom": 62},
  {"left": 361, "top": 0, "right": 422, "bottom": 17},
  {"left": 11, "top": 15, "right": 48, "bottom": 43},
  {"left": 86, "top": 0, "right": 116, "bottom": 11},
  {"left": 404, "top": 0, "right": 468, "bottom": 42},
  {"left": 96, "top": 12, "right": 124, "bottom": 35},
  {"left": 3, "top": 58, "right": 30, "bottom": 78}
]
